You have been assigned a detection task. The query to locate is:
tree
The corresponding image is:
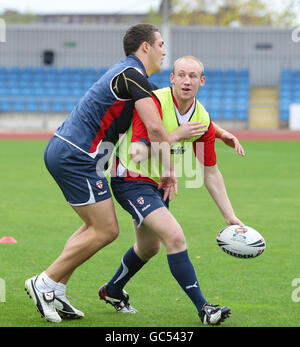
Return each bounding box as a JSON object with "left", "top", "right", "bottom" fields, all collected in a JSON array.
[
  {"left": 0, "top": 10, "right": 38, "bottom": 23},
  {"left": 152, "top": 0, "right": 300, "bottom": 27}
]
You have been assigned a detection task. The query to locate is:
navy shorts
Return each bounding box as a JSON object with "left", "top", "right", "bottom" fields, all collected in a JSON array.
[
  {"left": 44, "top": 135, "right": 111, "bottom": 205},
  {"left": 111, "top": 177, "right": 169, "bottom": 228}
]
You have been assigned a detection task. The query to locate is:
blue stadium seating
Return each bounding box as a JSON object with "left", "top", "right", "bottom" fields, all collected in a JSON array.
[
  {"left": 203, "top": 69, "right": 249, "bottom": 120},
  {"left": 0, "top": 101, "right": 11, "bottom": 112},
  {"left": 25, "top": 101, "right": 38, "bottom": 112},
  {"left": 0, "top": 66, "right": 249, "bottom": 120},
  {"left": 0, "top": 66, "right": 104, "bottom": 113},
  {"left": 279, "top": 69, "right": 300, "bottom": 120},
  {"left": 39, "top": 101, "right": 52, "bottom": 113},
  {"left": 12, "top": 101, "right": 25, "bottom": 112}
]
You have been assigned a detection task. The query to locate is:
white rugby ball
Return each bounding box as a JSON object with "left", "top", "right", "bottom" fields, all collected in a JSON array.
[{"left": 216, "top": 225, "right": 266, "bottom": 258}]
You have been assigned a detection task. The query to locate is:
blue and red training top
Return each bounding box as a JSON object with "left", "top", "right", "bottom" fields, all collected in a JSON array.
[{"left": 54, "top": 54, "right": 153, "bottom": 159}]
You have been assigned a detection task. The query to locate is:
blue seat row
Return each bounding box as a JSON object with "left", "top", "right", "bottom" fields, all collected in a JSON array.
[
  {"left": 207, "top": 110, "right": 248, "bottom": 121},
  {"left": 279, "top": 69, "right": 300, "bottom": 120},
  {"left": 281, "top": 69, "right": 300, "bottom": 76},
  {"left": 198, "top": 89, "right": 249, "bottom": 97},
  {"left": 0, "top": 87, "right": 86, "bottom": 97},
  {"left": 0, "top": 66, "right": 249, "bottom": 120},
  {"left": 0, "top": 100, "right": 77, "bottom": 113},
  {"left": 0, "top": 66, "right": 107, "bottom": 76}
]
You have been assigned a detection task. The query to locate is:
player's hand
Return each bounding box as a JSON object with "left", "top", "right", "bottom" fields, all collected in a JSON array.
[
  {"left": 225, "top": 215, "right": 244, "bottom": 227},
  {"left": 158, "top": 169, "right": 178, "bottom": 201},
  {"left": 220, "top": 131, "right": 245, "bottom": 156},
  {"left": 174, "top": 121, "right": 207, "bottom": 141},
  {"left": 129, "top": 142, "right": 150, "bottom": 163}
]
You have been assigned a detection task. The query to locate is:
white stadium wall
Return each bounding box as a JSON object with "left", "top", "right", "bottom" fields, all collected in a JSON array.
[{"left": 0, "top": 25, "right": 300, "bottom": 87}]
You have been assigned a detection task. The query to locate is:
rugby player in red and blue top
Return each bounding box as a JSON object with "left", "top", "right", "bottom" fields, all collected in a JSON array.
[{"left": 25, "top": 24, "right": 206, "bottom": 323}]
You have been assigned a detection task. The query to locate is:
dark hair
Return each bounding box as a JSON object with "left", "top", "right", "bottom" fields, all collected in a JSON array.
[{"left": 123, "top": 23, "right": 159, "bottom": 57}]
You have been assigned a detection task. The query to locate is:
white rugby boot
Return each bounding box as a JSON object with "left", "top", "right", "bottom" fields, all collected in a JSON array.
[
  {"left": 25, "top": 275, "right": 62, "bottom": 323},
  {"left": 54, "top": 295, "right": 85, "bottom": 319}
]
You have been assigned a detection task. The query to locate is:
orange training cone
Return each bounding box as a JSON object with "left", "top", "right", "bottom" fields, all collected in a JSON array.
[{"left": 0, "top": 236, "right": 17, "bottom": 243}]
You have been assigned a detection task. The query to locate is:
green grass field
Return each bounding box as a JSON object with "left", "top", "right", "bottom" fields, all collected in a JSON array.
[{"left": 0, "top": 139, "right": 299, "bottom": 327}]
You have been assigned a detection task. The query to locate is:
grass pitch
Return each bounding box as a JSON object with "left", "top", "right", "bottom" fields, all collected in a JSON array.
[{"left": 0, "top": 139, "right": 299, "bottom": 327}]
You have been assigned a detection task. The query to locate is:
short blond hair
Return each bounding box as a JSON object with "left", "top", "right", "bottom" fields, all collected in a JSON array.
[{"left": 173, "top": 55, "right": 204, "bottom": 77}]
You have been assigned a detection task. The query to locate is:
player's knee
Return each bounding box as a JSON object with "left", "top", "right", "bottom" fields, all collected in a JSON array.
[
  {"left": 166, "top": 230, "right": 186, "bottom": 253},
  {"left": 151, "top": 243, "right": 161, "bottom": 257},
  {"left": 143, "top": 243, "right": 161, "bottom": 260},
  {"left": 93, "top": 224, "right": 119, "bottom": 246},
  {"left": 104, "top": 225, "right": 119, "bottom": 244}
]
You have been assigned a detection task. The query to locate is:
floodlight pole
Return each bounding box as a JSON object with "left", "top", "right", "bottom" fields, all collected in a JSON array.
[{"left": 161, "top": 0, "right": 171, "bottom": 70}]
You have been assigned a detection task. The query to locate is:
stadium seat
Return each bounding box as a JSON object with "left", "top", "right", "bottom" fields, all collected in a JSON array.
[
  {"left": 236, "top": 111, "right": 248, "bottom": 120},
  {"left": 211, "top": 110, "right": 221, "bottom": 120},
  {"left": 35, "top": 67, "right": 46, "bottom": 74},
  {"left": 0, "top": 101, "right": 11, "bottom": 112},
  {"left": 9, "top": 66, "right": 21, "bottom": 75},
  {"left": 52, "top": 102, "right": 64, "bottom": 113},
  {"left": 199, "top": 100, "right": 207, "bottom": 108},
  {"left": 238, "top": 68, "right": 249, "bottom": 76},
  {"left": 280, "top": 111, "right": 289, "bottom": 121},
  {"left": 25, "top": 101, "right": 38, "bottom": 112},
  {"left": 57, "top": 88, "right": 70, "bottom": 97},
  {"left": 60, "top": 67, "right": 71, "bottom": 75},
  {"left": 12, "top": 101, "right": 25, "bottom": 112},
  {"left": 85, "top": 68, "right": 97, "bottom": 76},
  {"left": 66, "top": 101, "right": 77, "bottom": 113},
  {"left": 9, "top": 88, "right": 21, "bottom": 96},
  {"left": 38, "top": 101, "right": 52, "bottom": 112},
  {"left": 280, "top": 89, "right": 291, "bottom": 98},
  {"left": 0, "top": 88, "right": 7, "bottom": 96},
  {"left": 210, "top": 89, "right": 223, "bottom": 98},
  {"left": 34, "top": 88, "right": 46, "bottom": 96},
  {"left": 293, "top": 89, "right": 300, "bottom": 97},
  {"left": 223, "top": 90, "right": 235, "bottom": 98},
  {"left": 223, "top": 111, "right": 234, "bottom": 120},
  {"left": 0, "top": 67, "right": 7, "bottom": 74},
  {"left": 293, "top": 96, "right": 300, "bottom": 103},
  {"left": 71, "top": 89, "right": 83, "bottom": 97},
  {"left": 21, "top": 88, "right": 33, "bottom": 96},
  {"left": 236, "top": 102, "right": 248, "bottom": 112},
  {"left": 224, "top": 69, "right": 236, "bottom": 78},
  {"left": 22, "top": 67, "right": 34, "bottom": 75}
]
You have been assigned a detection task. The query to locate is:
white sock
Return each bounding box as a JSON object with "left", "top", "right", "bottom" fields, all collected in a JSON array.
[
  {"left": 35, "top": 271, "right": 58, "bottom": 293},
  {"left": 54, "top": 282, "right": 66, "bottom": 297}
]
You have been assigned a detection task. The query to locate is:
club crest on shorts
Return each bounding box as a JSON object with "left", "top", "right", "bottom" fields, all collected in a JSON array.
[
  {"left": 96, "top": 180, "right": 103, "bottom": 189},
  {"left": 137, "top": 196, "right": 144, "bottom": 205}
]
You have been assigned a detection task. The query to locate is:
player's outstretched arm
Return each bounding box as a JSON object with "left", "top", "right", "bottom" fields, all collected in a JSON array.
[
  {"left": 213, "top": 122, "right": 245, "bottom": 156},
  {"left": 204, "top": 165, "right": 244, "bottom": 227}
]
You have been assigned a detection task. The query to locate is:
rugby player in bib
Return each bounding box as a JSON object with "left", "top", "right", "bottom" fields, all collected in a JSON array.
[{"left": 98, "top": 56, "right": 244, "bottom": 326}]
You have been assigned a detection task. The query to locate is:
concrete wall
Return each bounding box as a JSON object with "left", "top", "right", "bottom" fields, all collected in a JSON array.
[{"left": 0, "top": 24, "right": 299, "bottom": 87}]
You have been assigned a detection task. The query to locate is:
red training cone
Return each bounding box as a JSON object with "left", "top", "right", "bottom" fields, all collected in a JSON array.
[{"left": 0, "top": 236, "right": 17, "bottom": 243}]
